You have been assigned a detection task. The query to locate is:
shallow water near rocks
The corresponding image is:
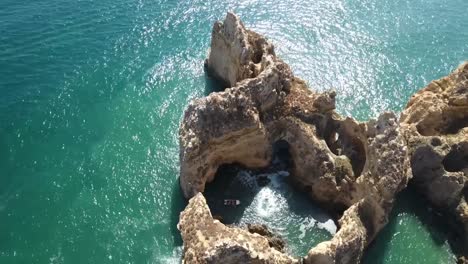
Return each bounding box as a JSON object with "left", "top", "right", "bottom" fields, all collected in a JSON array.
[
  {"left": 363, "top": 188, "right": 457, "bottom": 264},
  {"left": 204, "top": 165, "right": 336, "bottom": 257},
  {"left": 205, "top": 166, "right": 457, "bottom": 261},
  {"left": 1, "top": 0, "right": 466, "bottom": 262}
]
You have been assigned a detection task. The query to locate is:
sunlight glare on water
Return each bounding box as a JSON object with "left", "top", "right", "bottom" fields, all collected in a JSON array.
[{"left": 0, "top": 0, "right": 466, "bottom": 262}]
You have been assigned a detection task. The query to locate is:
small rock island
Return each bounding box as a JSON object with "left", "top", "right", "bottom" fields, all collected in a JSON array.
[{"left": 177, "top": 12, "right": 468, "bottom": 264}]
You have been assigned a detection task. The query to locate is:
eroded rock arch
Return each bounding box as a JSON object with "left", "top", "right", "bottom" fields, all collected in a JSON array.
[{"left": 177, "top": 12, "right": 467, "bottom": 264}]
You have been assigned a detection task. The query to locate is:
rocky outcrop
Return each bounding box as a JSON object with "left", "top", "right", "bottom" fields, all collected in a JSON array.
[
  {"left": 178, "top": 12, "right": 411, "bottom": 263},
  {"left": 400, "top": 62, "right": 468, "bottom": 253},
  {"left": 205, "top": 12, "right": 275, "bottom": 87},
  {"left": 247, "top": 224, "right": 286, "bottom": 252},
  {"left": 178, "top": 193, "right": 298, "bottom": 263},
  {"left": 305, "top": 113, "right": 411, "bottom": 263}
]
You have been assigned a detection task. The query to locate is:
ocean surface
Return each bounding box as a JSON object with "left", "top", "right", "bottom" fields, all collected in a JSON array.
[{"left": 0, "top": 0, "right": 467, "bottom": 263}]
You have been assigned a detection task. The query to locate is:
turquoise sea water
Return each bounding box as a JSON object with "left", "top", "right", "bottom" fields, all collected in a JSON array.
[
  {"left": 0, "top": 0, "right": 466, "bottom": 263},
  {"left": 204, "top": 165, "right": 336, "bottom": 257}
]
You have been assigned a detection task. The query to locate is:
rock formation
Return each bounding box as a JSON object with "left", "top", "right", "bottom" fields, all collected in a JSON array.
[
  {"left": 178, "top": 12, "right": 413, "bottom": 263},
  {"left": 400, "top": 62, "right": 468, "bottom": 253},
  {"left": 247, "top": 224, "right": 286, "bottom": 252},
  {"left": 204, "top": 12, "right": 275, "bottom": 88},
  {"left": 178, "top": 193, "right": 298, "bottom": 263}
]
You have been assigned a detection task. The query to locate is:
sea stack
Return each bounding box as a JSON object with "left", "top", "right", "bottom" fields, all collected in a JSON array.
[{"left": 178, "top": 12, "right": 467, "bottom": 263}]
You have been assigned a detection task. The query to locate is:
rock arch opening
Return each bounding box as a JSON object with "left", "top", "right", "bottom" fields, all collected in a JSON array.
[
  {"left": 322, "top": 119, "right": 367, "bottom": 177},
  {"left": 178, "top": 12, "right": 427, "bottom": 263},
  {"left": 203, "top": 139, "right": 337, "bottom": 257}
]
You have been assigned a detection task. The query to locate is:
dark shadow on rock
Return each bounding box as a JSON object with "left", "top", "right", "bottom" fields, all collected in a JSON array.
[
  {"left": 204, "top": 68, "right": 229, "bottom": 96},
  {"left": 170, "top": 178, "right": 187, "bottom": 247},
  {"left": 442, "top": 142, "right": 468, "bottom": 172},
  {"left": 408, "top": 185, "right": 466, "bottom": 257},
  {"left": 362, "top": 187, "right": 460, "bottom": 263},
  {"left": 361, "top": 205, "right": 399, "bottom": 264}
]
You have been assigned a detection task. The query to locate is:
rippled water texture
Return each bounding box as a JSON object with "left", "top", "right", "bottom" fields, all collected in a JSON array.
[{"left": 0, "top": 0, "right": 466, "bottom": 263}]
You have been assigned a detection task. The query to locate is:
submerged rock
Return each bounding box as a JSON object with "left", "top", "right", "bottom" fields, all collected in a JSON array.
[{"left": 179, "top": 13, "right": 411, "bottom": 263}]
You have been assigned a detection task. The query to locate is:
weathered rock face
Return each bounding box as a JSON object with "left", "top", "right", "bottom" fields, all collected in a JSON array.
[
  {"left": 400, "top": 62, "right": 468, "bottom": 252},
  {"left": 247, "top": 224, "right": 286, "bottom": 253},
  {"left": 179, "top": 59, "right": 290, "bottom": 199},
  {"left": 178, "top": 12, "right": 411, "bottom": 263},
  {"left": 205, "top": 12, "right": 275, "bottom": 87},
  {"left": 178, "top": 193, "right": 298, "bottom": 264},
  {"left": 305, "top": 113, "right": 411, "bottom": 263}
]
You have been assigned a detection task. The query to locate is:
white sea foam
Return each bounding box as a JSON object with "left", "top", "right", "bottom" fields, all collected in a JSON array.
[
  {"left": 156, "top": 246, "right": 183, "bottom": 264},
  {"left": 317, "top": 219, "right": 337, "bottom": 235},
  {"left": 254, "top": 187, "right": 283, "bottom": 218},
  {"left": 299, "top": 217, "right": 317, "bottom": 239},
  {"left": 235, "top": 169, "right": 337, "bottom": 250},
  {"left": 268, "top": 172, "right": 287, "bottom": 189}
]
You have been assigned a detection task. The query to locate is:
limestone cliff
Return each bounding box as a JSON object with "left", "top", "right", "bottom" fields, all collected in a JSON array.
[
  {"left": 205, "top": 12, "right": 275, "bottom": 87},
  {"left": 178, "top": 12, "right": 412, "bottom": 263},
  {"left": 400, "top": 62, "right": 468, "bottom": 252}
]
